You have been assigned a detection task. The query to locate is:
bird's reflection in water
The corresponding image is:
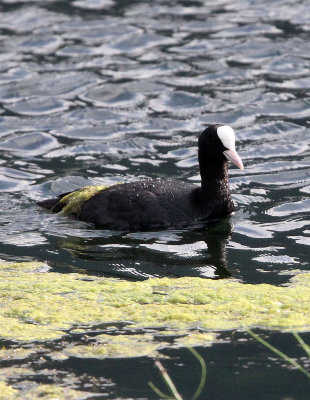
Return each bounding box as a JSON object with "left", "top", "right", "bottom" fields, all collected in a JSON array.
[
  {"left": 54, "top": 218, "right": 234, "bottom": 280},
  {"left": 202, "top": 218, "right": 233, "bottom": 278}
]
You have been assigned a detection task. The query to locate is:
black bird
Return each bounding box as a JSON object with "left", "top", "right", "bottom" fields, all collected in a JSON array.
[{"left": 38, "top": 124, "right": 244, "bottom": 231}]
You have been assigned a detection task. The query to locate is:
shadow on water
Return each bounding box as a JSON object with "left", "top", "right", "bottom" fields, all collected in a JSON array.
[{"left": 49, "top": 217, "right": 234, "bottom": 280}]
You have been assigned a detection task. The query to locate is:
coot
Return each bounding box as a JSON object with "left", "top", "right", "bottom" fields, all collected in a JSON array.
[{"left": 38, "top": 124, "right": 244, "bottom": 230}]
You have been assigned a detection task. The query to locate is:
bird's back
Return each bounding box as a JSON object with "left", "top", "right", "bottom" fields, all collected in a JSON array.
[{"left": 79, "top": 179, "right": 200, "bottom": 230}]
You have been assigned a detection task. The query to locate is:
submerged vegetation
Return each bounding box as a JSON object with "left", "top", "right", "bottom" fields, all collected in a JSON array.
[
  {"left": 247, "top": 330, "right": 310, "bottom": 379},
  {"left": 149, "top": 347, "right": 207, "bottom": 400},
  {"left": 149, "top": 332, "right": 310, "bottom": 400}
]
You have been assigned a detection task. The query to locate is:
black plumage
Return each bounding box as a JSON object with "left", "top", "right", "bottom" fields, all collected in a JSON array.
[{"left": 37, "top": 124, "right": 243, "bottom": 231}]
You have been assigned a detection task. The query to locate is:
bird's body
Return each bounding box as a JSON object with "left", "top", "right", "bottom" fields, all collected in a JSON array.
[
  {"left": 38, "top": 125, "right": 243, "bottom": 231},
  {"left": 78, "top": 178, "right": 233, "bottom": 230}
]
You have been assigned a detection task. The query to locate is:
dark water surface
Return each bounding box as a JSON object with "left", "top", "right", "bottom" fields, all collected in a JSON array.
[{"left": 0, "top": 0, "right": 309, "bottom": 398}]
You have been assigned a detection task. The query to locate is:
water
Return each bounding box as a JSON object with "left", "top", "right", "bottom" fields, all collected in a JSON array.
[{"left": 0, "top": 0, "right": 309, "bottom": 398}]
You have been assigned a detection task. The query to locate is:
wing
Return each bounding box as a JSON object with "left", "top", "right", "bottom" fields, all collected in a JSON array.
[{"left": 79, "top": 180, "right": 197, "bottom": 230}]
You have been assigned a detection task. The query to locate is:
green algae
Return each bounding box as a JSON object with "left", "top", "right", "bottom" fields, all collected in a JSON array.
[
  {"left": 63, "top": 332, "right": 217, "bottom": 359},
  {"left": 0, "top": 383, "right": 87, "bottom": 400},
  {"left": 0, "top": 365, "right": 92, "bottom": 400},
  {"left": 0, "top": 348, "right": 35, "bottom": 361},
  {"left": 49, "top": 330, "right": 218, "bottom": 361},
  {"left": 64, "top": 334, "right": 169, "bottom": 359},
  {"left": 0, "top": 382, "right": 19, "bottom": 399},
  {"left": 0, "top": 262, "right": 310, "bottom": 346},
  {"left": 0, "top": 367, "right": 33, "bottom": 380},
  {"left": 0, "top": 262, "right": 49, "bottom": 273},
  {"left": 58, "top": 185, "right": 109, "bottom": 216},
  {"left": 20, "top": 384, "right": 86, "bottom": 400},
  {"left": 0, "top": 262, "right": 310, "bottom": 398},
  {"left": 174, "top": 332, "right": 217, "bottom": 348}
]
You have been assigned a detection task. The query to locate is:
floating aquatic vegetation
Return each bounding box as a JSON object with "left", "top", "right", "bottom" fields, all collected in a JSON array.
[
  {"left": 0, "top": 262, "right": 310, "bottom": 344},
  {"left": 63, "top": 333, "right": 169, "bottom": 359},
  {"left": 0, "top": 262, "right": 309, "bottom": 398},
  {"left": 0, "top": 382, "right": 18, "bottom": 399},
  {"left": 53, "top": 331, "right": 217, "bottom": 361},
  {"left": 0, "top": 383, "right": 86, "bottom": 400}
]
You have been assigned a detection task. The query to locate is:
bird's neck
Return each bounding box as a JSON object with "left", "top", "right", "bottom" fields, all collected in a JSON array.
[
  {"left": 199, "top": 160, "right": 230, "bottom": 197},
  {"left": 196, "top": 161, "right": 234, "bottom": 217}
]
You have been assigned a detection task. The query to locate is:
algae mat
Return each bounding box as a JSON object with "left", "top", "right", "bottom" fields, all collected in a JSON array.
[
  {"left": 0, "top": 262, "right": 309, "bottom": 343},
  {"left": 0, "top": 262, "right": 310, "bottom": 399}
]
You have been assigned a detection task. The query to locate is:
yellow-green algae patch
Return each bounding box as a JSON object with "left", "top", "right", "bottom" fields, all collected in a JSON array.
[
  {"left": 0, "top": 263, "right": 310, "bottom": 398},
  {"left": 0, "top": 367, "right": 33, "bottom": 380},
  {"left": 174, "top": 332, "right": 218, "bottom": 348},
  {"left": 58, "top": 185, "right": 109, "bottom": 216},
  {"left": 0, "top": 262, "right": 49, "bottom": 273},
  {"left": 0, "top": 262, "right": 310, "bottom": 345},
  {"left": 0, "top": 382, "right": 18, "bottom": 400},
  {"left": 20, "top": 384, "right": 86, "bottom": 400},
  {"left": 49, "top": 331, "right": 218, "bottom": 361},
  {"left": 0, "top": 348, "right": 35, "bottom": 361},
  {"left": 64, "top": 334, "right": 169, "bottom": 359},
  {"left": 0, "top": 382, "right": 87, "bottom": 400}
]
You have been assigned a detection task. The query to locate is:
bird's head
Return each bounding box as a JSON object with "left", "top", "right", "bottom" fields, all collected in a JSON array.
[{"left": 199, "top": 124, "right": 244, "bottom": 170}]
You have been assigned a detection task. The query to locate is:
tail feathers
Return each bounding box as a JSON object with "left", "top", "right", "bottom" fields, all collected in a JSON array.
[
  {"left": 37, "top": 197, "right": 64, "bottom": 213},
  {"left": 37, "top": 186, "right": 108, "bottom": 215},
  {"left": 37, "top": 189, "right": 84, "bottom": 214}
]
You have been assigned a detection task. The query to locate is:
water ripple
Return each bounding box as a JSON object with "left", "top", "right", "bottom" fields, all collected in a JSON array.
[
  {"left": 0, "top": 132, "right": 59, "bottom": 156},
  {"left": 5, "top": 98, "right": 72, "bottom": 116},
  {"left": 0, "top": 0, "right": 309, "bottom": 286},
  {"left": 80, "top": 83, "right": 145, "bottom": 109}
]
